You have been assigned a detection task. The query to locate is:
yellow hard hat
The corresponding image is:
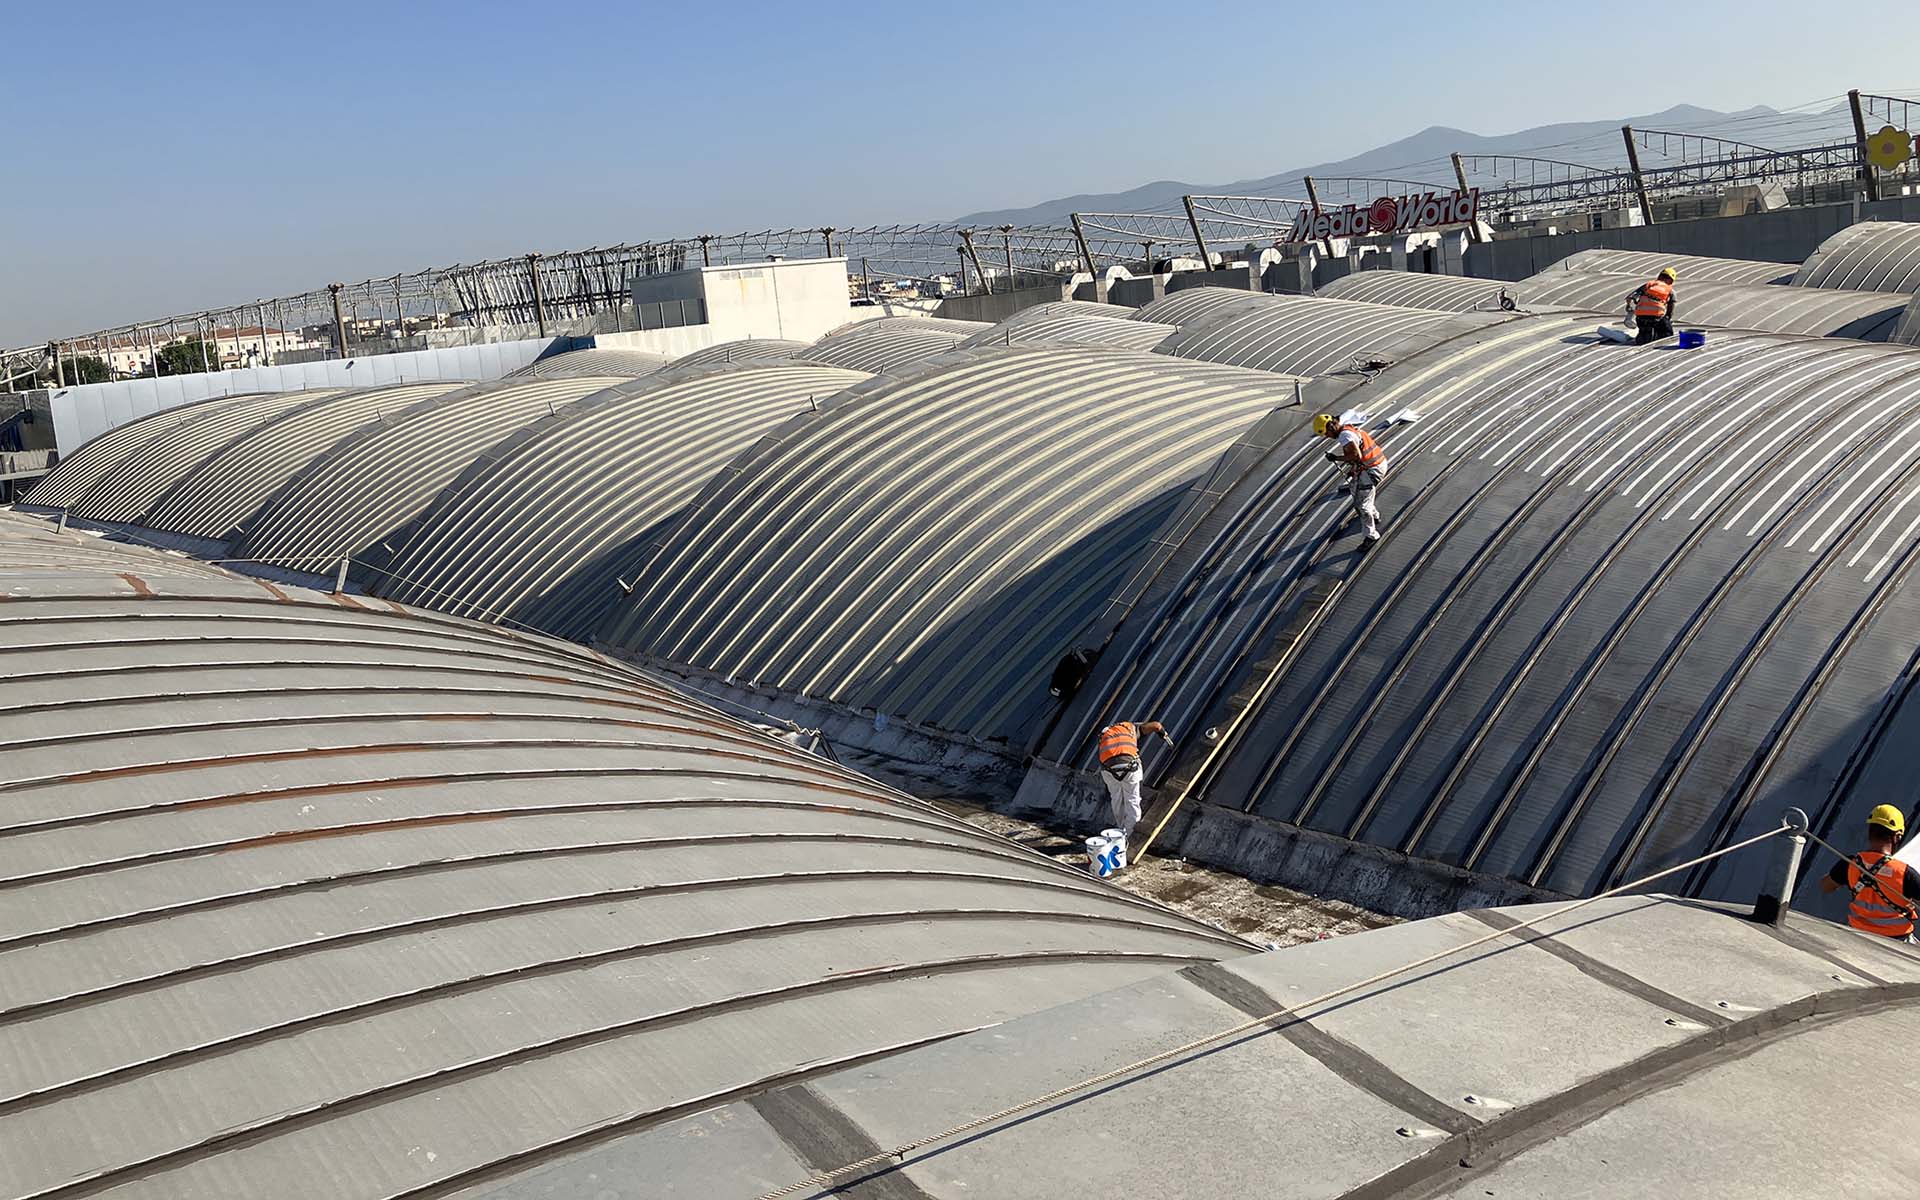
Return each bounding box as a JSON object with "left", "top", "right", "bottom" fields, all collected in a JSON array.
[
  {"left": 1312, "top": 413, "right": 1337, "bottom": 436},
  {"left": 1869, "top": 804, "right": 1906, "bottom": 837},
  {"left": 1658, "top": 267, "right": 1678, "bottom": 281}
]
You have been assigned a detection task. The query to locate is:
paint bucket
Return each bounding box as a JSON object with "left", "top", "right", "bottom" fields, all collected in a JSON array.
[
  {"left": 1101, "top": 828, "right": 1129, "bottom": 870},
  {"left": 1677, "top": 329, "right": 1706, "bottom": 349},
  {"left": 1085, "top": 835, "right": 1118, "bottom": 878}
]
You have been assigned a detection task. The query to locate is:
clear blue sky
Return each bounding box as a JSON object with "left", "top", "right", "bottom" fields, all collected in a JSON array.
[{"left": 3, "top": 0, "right": 1913, "bottom": 345}]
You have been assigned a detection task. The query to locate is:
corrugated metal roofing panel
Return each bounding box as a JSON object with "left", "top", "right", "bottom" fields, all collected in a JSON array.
[
  {"left": 19, "top": 391, "right": 270, "bottom": 510},
  {"left": 599, "top": 347, "right": 1299, "bottom": 744},
  {"left": 0, "top": 550, "right": 1240, "bottom": 1199},
  {"left": 364, "top": 364, "right": 870, "bottom": 640},
  {"left": 1514, "top": 270, "right": 1908, "bottom": 339},
  {"left": 507, "top": 347, "right": 670, "bottom": 379},
  {"left": 1146, "top": 289, "right": 1471, "bottom": 377},
  {"left": 1536, "top": 248, "right": 1797, "bottom": 285},
  {"left": 1791, "top": 220, "right": 1920, "bottom": 293},
  {"left": 1315, "top": 271, "right": 1513, "bottom": 312},
  {"left": 53, "top": 389, "right": 342, "bottom": 525},
  {"left": 960, "top": 302, "right": 1179, "bottom": 351},
  {"left": 797, "top": 316, "right": 989, "bottom": 373},
  {"left": 1051, "top": 319, "right": 1920, "bottom": 908},
  {"left": 670, "top": 339, "right": 807, "bottom": 368},
  {"left": 139, "top": 382, "right": 463, "bottom": 543},
  {"left": 229, "top": 376, "right": 631, "bottom": 574}
]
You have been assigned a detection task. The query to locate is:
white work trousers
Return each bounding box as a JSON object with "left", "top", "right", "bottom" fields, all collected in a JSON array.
[
  {"left": 1101, "top": 764, "right": 1144, "bottom": 834},
  {"left": 1348, "top": 466, "right": 1385, "bottom": 538}
]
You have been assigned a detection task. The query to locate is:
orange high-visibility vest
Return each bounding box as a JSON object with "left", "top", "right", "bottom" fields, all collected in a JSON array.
[
  {"left": 1342, "top": 426, "right": 1387, "bottom": 470},
  {"left": 1097, "top": 722, "right": 1140, "bottom": 764},
  {"left": 1634, "top": 280, "right": 1673, "bottom": 318},
  {"left": 1848, "top": 851, "right": 1916, "bottom": 938}
]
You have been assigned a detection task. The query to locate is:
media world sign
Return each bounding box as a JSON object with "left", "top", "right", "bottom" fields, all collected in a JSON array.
[{"left": 1287, "top": 188, "right": 1482, "bottom": 242}]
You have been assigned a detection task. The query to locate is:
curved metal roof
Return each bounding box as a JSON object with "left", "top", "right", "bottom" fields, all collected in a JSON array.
[
  {"left": 20, "top": 391, "right": 271, "bottom": 510},
  {"left": 508, "top": 347, "right": 671, "bottom": 379},
  {"left": 671, "top": 338, "right": 808, "bottom": 368},
  {"left": 1054, "top": 317, "right": 1920, "bottom": 906},
  {"left": 598, "top": 347, "right": 1301, "bottom": 745},
  {"left": 0, "top": 553, "right": 1239, "bottom": 1200},
  {"left": 0, "top": 508, "right": 234, "bottom": 582},
  {"left": 1515, "top": 270, "right": 1909, "bottom": 340},
  {"left": 137, "top": 383, "right": 464, "bottom": 544},
  {"left": 1315, "top": 271, "right": 1513, "bottom": 312},
  {"left": 1144, "top": 289, "right": 1491, "bottom": 377},
  {"left": 26, "top": 390, "right": 335, "bottom": 516},
  {"left": 1792, "top": 220, "right": 1920, "bottom": 293},
  {"left": 960, "top": 302, "right": 1179, "bottom": 352},
  {"left": 229, "top": 375, "right": 632, "bottom": 575},
  {"left": 366, "top": 364, "right": 871, "bottom": 641},
  {"left": 797, "top": 316, "right": 989, "bottom": 373},
  {"left": 1538, "top": 248, "right": 1797, "bottom": 285}
]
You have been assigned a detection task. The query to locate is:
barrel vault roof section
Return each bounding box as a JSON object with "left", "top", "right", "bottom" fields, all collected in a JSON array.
[
  {"left": 597, "top": 346, "right": 1301, "bottom": 746},
  {"left": 1314, "top": 270, "right": 1514, "bottom": 312},
  {"left": 364, "top": 363, "right": 871, "bottom": 641},
  {"left": 1539, "top": 247, "right": 1798, "bottom": 285},
  {"left": 1518, "top": 270, "right": 1910, "bottom": 340},
  {"left": 1792, "top": 220, "right": 1920, "bottom": 293},
  {"left": 795, "top": 315, "right": 990, "bottom": 372},
  {"left": 32, "top": 389, "right": 344, "bottom": 521},
  {"left": 958, "top": 300, "right": 1179, "bottom": 351},
  {"left": 19, "top": 390, "right": 270, "bottom": 509},
  {"left": 1058, "top": 317, "right": 1920, "bottom": 907},
  {"left": 507, "top": 346, "right": 670, "bottom": 379},
  {"left": 0, "top": 545, "right": 1241, "bottom": 1200},
  {"left": 670, "top": 338, "right": 808, "bottom": 368},
  {"left": 1141, "top": 287, "right": 1493, "bottom": 377},
  {"left": 228, "top": 374, "right": 633, "bottom": 574},
  {"left": 137, "top": 382, "right": 464, "bottom": 544}
]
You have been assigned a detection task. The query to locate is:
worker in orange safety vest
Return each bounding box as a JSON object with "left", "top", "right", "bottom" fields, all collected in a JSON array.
[
  {"left": 1819, "top": 804, "right": 1918, "bottom": 940},
  {"left": 1314, "top": 413, "right": 1388, "bottom": 545},
  {"left": 1629, "top": 267, "right": 1678, "bottom": 345},
  {"left": 1095, "top": 718, "right": 1170, "bottom": 839}
]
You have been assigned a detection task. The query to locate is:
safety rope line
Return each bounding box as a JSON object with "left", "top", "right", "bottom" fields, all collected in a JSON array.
[
  {"left": 1131, "top": 570, "right": 1351, "bottom": 863},
  {"left": 752, "top": 822, "right": 1788, "bottom": 1200}
]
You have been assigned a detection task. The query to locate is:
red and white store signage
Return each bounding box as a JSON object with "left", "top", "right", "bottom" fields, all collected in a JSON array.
[{"left": 1287, "top": 188, "right": 1481, "bottom": 242}]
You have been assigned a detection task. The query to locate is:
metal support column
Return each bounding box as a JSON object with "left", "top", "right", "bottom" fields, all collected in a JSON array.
[
  {"left": 1182, "top": 195, "right": 1214, "bottom": 268},
  {"left": 1622, "top": 125, "right": 1656, "bottom": 225},
  {"left": 1302, "top": 175, "right": 1335, "bottom": 256},
  {"left": 1751, "top": 808, "right": 1807, "bottom": 926},
  {"left": 1000, "top": 225, "right": 1015, "bottom": 292},
  {"left": 526, "top": 254, "right": 548, "bottom": 336},
  {"left": 145, "top": 324, "right": 159, "bottom": 377},
  {"left": 328, "top": 283, "right": 348, "bottom": 359},
  {"left": 1450, "top": 153, "right": 1483, "bottom": 243},
  {"left": 1069, "top": 213, "right": 1099, "bottom": 291},
  {"left": 51, "top": 342, "right": 65, "bottom": 388},
  {"left": 698, "top": 235, "right": 713, "bottom": 267},
  {"left": 959, "top": 229, "right": 989, "bottom": 297},
  {"left": 198, "top": 317, "right": 212, "bottom": 372},
  {"left": 1849, "top": 89, "right": 1880, "bottom": 202},
  {"left": 820, "top": 227, "right": 835, "bottom": 257}
]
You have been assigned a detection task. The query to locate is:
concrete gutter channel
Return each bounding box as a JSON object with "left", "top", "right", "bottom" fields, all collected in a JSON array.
[{"left": 608, "top": 897, "right": 1920, "bottom": 1199}]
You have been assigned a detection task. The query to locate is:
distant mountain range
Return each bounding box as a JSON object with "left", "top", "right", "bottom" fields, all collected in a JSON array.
[{"left": 950, "top": 102, "right": 1858, "bottom": 226}]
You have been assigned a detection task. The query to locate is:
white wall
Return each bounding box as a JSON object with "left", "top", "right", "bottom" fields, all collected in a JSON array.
[
  {"left": 591, "top": 325, "right": 726, "bottom": 358},
  {"left": 630, "top": 257, "right": 854, "bottom": 347},
  {"left": 48, "top": 338, "right": 555, "bottom": 453}
]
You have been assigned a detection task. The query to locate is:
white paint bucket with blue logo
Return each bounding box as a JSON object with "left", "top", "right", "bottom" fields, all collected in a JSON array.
[
  {"left": 1100, "top": 828, "right": 1129, "bottom": 871},
  {"left": 1085, "top": 835, "right": 1119, "bottom": 877}
]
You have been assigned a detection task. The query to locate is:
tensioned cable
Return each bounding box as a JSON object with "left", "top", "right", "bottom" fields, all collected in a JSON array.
[{"left": 752, "top": 821, "right": 1789, "bottom": 1199}]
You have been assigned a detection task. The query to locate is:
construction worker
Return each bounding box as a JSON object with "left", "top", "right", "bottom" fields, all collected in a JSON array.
[
  {"left": 1095, "top": 718, "right": 1170, "bottom": 839},
  {"left": 1818, "top": 804, "right": 1917, "bottom": 940},
  {"left": 1629, "top": 266, "right": 1678, "bottom": 345},
  {"left": 1314, "top": 413, "right": 1387, "bottom": 544}
]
